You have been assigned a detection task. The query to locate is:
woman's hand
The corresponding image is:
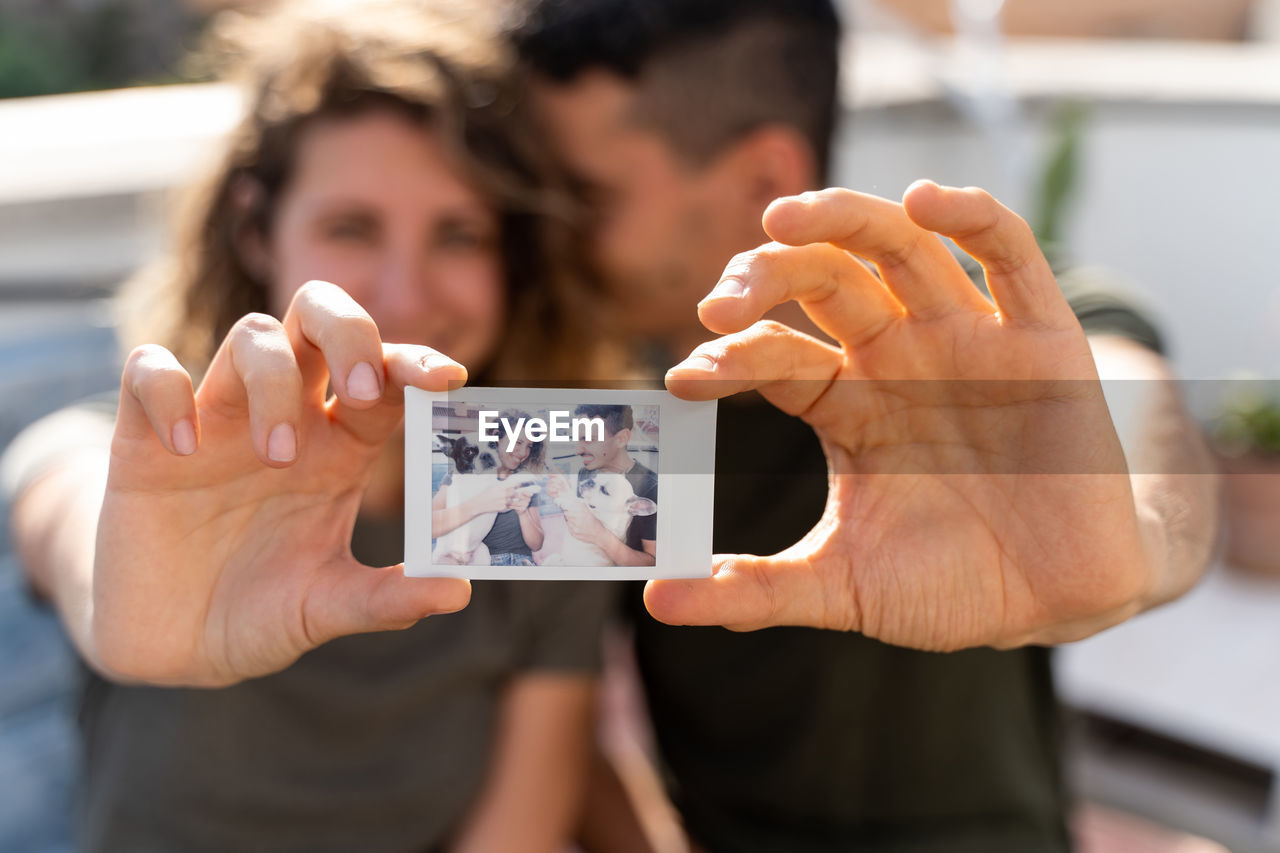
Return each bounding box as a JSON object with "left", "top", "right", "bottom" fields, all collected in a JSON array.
[
  {"left": 468, "top": 482, "right": 515, "bottom": 516},
  {"left": 472, "top": 476, "right": 541, "bottom": 515},
  {"left": 93, "top": 281, "right": 472, "bottom": 686}
]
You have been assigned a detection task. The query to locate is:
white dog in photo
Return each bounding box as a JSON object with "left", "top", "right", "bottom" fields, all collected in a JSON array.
[{"left": 544, "top": 470, "right": 657, "bottom": 567}]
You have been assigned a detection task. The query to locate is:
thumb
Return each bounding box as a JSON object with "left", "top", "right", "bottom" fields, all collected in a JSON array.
[
  {"left": 305, "top": 559, "right": 472, "bottom": 645},
  {"left": 643, "top": 552, "right": 839, "bottom": 632}
]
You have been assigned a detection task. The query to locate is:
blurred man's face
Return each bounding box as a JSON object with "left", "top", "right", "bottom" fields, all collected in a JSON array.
[{"left": 534, "top": 72, "right": 747, "bottom": 345}]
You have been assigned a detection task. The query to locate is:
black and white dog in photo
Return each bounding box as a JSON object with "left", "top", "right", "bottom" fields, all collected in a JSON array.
[
  {"left": 432, "top": 433, "right": 500, "bottom": 565},
  {"left": 545, "top": 470, "right": 657, "bottom": 566},
  {"left": 432, "top": 433, "right": 541, "bottom": 565}
]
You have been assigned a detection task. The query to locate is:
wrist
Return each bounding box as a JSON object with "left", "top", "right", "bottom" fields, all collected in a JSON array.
[{"left": 1131, "top": 478, "right": 1210, "bottom": 611}]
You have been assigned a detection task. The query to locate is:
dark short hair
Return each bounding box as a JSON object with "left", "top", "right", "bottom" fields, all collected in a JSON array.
[
  {"left": 511, "top": 0, "right": 841, "bottom": 179},
  {"left": 573, "top": 403, "right": 633, "bottom": 436}
]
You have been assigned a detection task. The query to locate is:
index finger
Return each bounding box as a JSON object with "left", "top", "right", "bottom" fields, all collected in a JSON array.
[
  {"left": 763, "top": 188, "right": 992, "bottom": 319},
  {"left": 697, "top": 241, "right": 902, "bottom": 345}
]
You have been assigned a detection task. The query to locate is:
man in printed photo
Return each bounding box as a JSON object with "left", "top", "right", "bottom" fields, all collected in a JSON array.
[{"left": 548, "top": 404, "right": 658, "bottom": 567}]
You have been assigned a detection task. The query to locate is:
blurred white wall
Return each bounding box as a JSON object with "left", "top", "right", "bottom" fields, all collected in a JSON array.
[{"left": 833, "top": 36, "right": 1280, "bottom": 383}]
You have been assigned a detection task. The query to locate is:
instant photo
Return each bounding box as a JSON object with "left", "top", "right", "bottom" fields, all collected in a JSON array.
[{"left": 405, "top": 387, "right": 716, "bottom": 580}]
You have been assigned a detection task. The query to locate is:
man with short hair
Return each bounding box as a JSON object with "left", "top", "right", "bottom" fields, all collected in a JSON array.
[
  {"left": 550, "top": 404, "right": 658, "bottom": 567},
  {"left": 515, "top": 2, "right": 1217, "bottom": 852}
]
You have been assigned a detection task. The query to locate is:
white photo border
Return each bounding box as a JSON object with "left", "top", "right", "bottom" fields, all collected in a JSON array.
[{"left": 404, "top": 386, "right": 716, "bottom": 580}]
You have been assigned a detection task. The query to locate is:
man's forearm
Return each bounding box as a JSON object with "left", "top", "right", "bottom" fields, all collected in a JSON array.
[
  {"left": 599, "top": 534, "right": 656, "bottom": 567},
  {"left": 11, "top": 453, "right": 111, "bottom": 673},
  {"left": 1093, "top": 335, "right": 1220, "bottom": 612}
]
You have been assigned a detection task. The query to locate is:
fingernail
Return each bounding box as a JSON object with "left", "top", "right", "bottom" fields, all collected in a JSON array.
[
  {"left": 704, "top": 277, "right": 746, "bottom": 302},
  {"left": 172, "top": 419, "right": 196, "bottom": 456},
  {"left": 347, "top": 361, "right": 381, "bottom": 401},
  {"left": 268, "top": 423, "right": 296, "bottom": 462},
  {"left": 670, "top": 354, "right": 718, "bottom": 375}
]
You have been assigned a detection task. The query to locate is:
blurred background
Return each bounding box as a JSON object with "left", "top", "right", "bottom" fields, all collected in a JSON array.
[{"left": 2, "top": 1, "right": 1280, "bottom": 851}]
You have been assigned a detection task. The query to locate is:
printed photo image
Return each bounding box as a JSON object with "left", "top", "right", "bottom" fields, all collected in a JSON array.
[
  {"left": 429, "top": 401, "right": 660, "bottom": 568},
  {"left": 405, "top": 387, "right": 714, "bottom": 581}
]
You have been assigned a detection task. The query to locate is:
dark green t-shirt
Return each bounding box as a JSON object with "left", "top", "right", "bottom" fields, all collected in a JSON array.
[{"left": 628, "top": 275, "right": 1163, "bottom": 853}]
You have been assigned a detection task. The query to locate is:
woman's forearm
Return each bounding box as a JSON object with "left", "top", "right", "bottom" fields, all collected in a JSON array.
[
  {"left": 11, "top": 452, "right": 112, "bottom": 675},
  {"left": 451, "top": 674, "right": 595, "bottom": 853},
  {"left": 517, "top": 508, "right": 545, "bottom": 551},
  {"left": 433, "top": 494, "right": 485, "bottom": 536}
]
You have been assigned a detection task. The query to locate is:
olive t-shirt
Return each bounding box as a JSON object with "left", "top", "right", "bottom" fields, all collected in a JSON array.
[{"left": 628, "top": 274, "right": 1164, "bottom": 853}]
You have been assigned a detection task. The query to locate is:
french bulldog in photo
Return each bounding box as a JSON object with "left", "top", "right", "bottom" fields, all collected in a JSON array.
[{"left": 544, "top": 470, "right": 657, "bottom": 566}]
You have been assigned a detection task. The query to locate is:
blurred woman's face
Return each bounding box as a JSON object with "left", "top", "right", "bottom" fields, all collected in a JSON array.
[{"left": 264, "top": 109, "right": 504, "bottom": 372}]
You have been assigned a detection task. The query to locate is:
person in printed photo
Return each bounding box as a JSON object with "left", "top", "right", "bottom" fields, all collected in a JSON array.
[{"left": 547, "top": 404, "right": 658, "bottom": 567}]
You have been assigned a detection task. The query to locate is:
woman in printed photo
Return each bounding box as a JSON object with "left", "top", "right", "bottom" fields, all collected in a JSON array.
[{"left": 433, "top": 407, "right": 549, "bottom": 567}]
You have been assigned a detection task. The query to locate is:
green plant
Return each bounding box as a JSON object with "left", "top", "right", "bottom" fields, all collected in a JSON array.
[
  {"left": 1214, "top": 388, "right": 1280, "bottom": 458},
  {"left": 1032, "top": 100, "right": 1089, "bottom": 251}
]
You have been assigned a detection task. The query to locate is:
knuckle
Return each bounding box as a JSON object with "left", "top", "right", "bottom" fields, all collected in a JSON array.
[
  {"left": 963, "top": 185, "right": 995, "bottom": 203},
  {"left": 294, "top": 279, "right": 342, "bottom": 303},
  {"left": 878, "top": 232, "right": 921, "bottom": 270},
  {"left": 241, "top": 362, "right": 302, "bottom": 397},
  {"left": 123, "top": 345, "right": 184, "bottom": 397},
  {"left": 753, "top": 318, "right": 794, "bottom": 338},
  {"left": 233, "top": 312, "right": 285, "bottom": 339}
]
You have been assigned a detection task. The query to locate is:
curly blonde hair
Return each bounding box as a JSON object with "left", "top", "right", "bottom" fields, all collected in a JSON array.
[{"left": 119, "top": 0, "right": 615, "bottom": 383}]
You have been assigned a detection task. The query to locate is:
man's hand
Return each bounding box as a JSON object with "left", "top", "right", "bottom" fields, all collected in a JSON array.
[
  {"left": 93, "top": 281, "right": 471, "bottom": 687},
  {"left": 562, "top": 501, "right": 610, "bottom": 549},
  {"left": 651, "top": 182, "right": 1167, "bottom": 651}
]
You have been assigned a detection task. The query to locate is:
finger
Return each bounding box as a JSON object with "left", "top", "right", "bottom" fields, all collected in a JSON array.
[
  {"left": 306, "top": 559, "right": 472, "bottom": 645},
  {"left": 117, "top": 345, "right": 199, "bottom": 456},
  {"left": 762, "top": 188, "right": 991, "bottom": 319},
  {"left": 698, "top": 242, "right": 903, "bottom": 344},
  {"left": 199, "top": 313, "right": 304, "bottom": 466},
  {"left": 666, "top": 320, "right": 843, "bottom": 417},
  {"left": 644, "top": 552, "right": 835, "bottom": 632},
  {"left": 901, "top": 181, "right": 1076, "bottom": 329},
  {"left": 283, "top": 281, "right": 387, "bottom": 408},
  {"left": 330, "top": 343, "right": 467, "bottom": 447}
]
